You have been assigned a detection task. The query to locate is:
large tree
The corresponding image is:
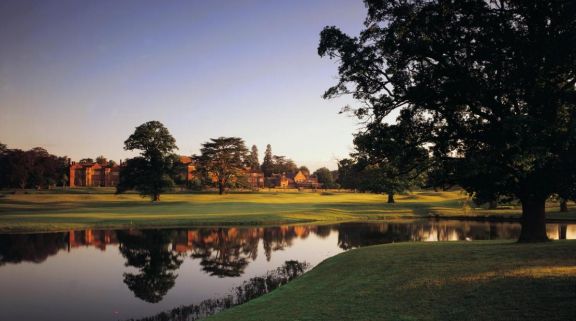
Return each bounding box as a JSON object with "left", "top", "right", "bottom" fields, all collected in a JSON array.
[
  {"left": 195, "top": 137, "right": 249, "bottom": 195},
  {"left": 319, "top": 0, "right": 576, "bottom": 242},
  {"left": 116, "top": 121, "right": 178, "bottom": 201}
]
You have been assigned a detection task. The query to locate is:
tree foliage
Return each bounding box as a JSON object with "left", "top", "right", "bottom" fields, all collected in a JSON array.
[
  {"left": 195, "top": 137, "right": 249, "bottom": 195},
  {"left": 248, "top": 145, "right": 260, "bottom": 171},
  {"left": 352, "top": 122, "right": 429, "bottom": 202},
  {"left": 117, "top": 230, "right": 183, "bottom": 303},
  {"left": 261, "top": 144, "right": 274, "bottom": 177},
  {"left": 95, "top": 155, "right": 107, "bottom": 165},
  {"left": 0, "top": 145, "right": 68, "bottom": 189},
  {"left": 271, "top": 155, "right": 298, "bottom": 176},
  {"left": 319, "top": 0, "right": 576, "bottom": 242},
  {"left": 313, "top": 167, "right": 337, "bottom": 189},
  {"left": 116, "top": 121, "right": 178, "bottom": 201}
]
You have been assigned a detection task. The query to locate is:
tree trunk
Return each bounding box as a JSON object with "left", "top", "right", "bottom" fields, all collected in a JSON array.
[
  {"left": 387, "top": 193, "right": 395, "bottom": 204},
  {"left": 518, "top": 197, "right": 548, "bottom": 242},
  {"left": 559, "top": 225, "right": 567, "bottom": 240},
  {"left": 218, "top": 182, "right": 224, "bottom": 195},
  {"left": 560, "top": 198, "right": 568, "bottom": 212},
  {"left": 152, "top": 193, "right": 160, "bottom": 202},
  {"left": 488, "top": 200, "right": 497, "bottom": 209}
]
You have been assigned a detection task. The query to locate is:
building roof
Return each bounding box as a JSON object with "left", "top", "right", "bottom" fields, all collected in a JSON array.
[{"left": 179, "top": 156, "right": 193, "bottom": 164}]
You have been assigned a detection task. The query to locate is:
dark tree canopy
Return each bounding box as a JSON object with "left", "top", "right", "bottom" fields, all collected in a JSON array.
[
  {"left": 248, "top": 145, "right": 260, "bottom": 171},
  {"left": 117, "top": 230, "right": 183, "bottom": 303},
  {"left": 319, "top": 0, "right": 576, "bottom": 242},
  {"left": 313, "top": 167, "right": 337, "bottom": 189},
  {"left": 117, "top": 121, "right": 178, "bottom": 201},
  {"left": 79, "top": 158, "right": 94, "bottom": 164},
  {"left": 124, "top": 120, "right": 177, "bottom": 158},
  {"left": 0, "top": 146, "right": 68, "bottom": 189},
  {"left": 261, "top": 144, "right": 274, "bottom": 177},
  {"left": 351, "top": 121, "right": 429, "bottom": 202},
  {"left": 95, "top": 155, "right": 107, "bottom": 165},
  {"left": 271, "top": 155, "right": 298, "bottom": 176},
  {"left": 195, "top": 137, "right": 249, "bottom": 195}
]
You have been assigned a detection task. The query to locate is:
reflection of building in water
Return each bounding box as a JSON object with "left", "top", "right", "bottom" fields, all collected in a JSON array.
[{"left": 67, "top": 229, "right": 118, "bottom": 251}]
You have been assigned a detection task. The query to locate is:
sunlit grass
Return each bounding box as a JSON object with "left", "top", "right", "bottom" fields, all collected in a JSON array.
[
  {"left": 207, "top": 240, "right": 576, "bottom": 321},
  {"left": 0, "top": 190, "right": 574, "bottom": 232}
]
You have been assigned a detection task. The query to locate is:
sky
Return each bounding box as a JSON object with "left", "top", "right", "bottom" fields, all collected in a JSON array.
[{"left": 0, "top": 0, "right": 367, "bottom": 171}]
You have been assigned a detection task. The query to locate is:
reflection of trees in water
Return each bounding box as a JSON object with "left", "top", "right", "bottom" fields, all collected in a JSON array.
[
  {"left": 190, "top": 228, "right": 259, "bottom": 277},
  {"left": 127, "top": 260, "right": 310, "bottom": 321},
  {"left": 336, "top": 221, "right": 525, "bottom": 249},
  {"left": 2, "top": 222, "right": 568, "bottom": 283},
  {"left": 262, "top": 226, "right": 296, "bottom": 261},
  {"left": 338, "top": 223, "right": 410, "bottom": 250},
  {"left": 315, "top": 225, "right": 334, "bottom": 239},
  {"left": 117, "top": 230, "right": 184, "bottom": 303},
  {"left": 559, "top": 225, "right": 567, "bottom": 239},
  {"left": 0, "top": 233, "right": 68, "bottom": 265}
]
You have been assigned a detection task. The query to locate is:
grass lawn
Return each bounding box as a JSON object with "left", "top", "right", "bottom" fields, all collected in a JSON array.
[
  {"left": 0, "top": 190, "right": 574, "bottom": 233},
  {"left": 206, "top": 240, "right": 576, "bottom": 321}
]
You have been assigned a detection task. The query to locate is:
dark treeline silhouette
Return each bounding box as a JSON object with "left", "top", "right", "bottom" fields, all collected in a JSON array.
[
  {"left": 0, "top": 144, "right": 68, "bottom": 189},
  {"left": 124, "top": 260, "right": 310, "bottom": 321}
]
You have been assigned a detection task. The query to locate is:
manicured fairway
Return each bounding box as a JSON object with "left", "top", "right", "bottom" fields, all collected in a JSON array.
[
  {"left": 207, "top": 240, "right": 576, "bottom": 321},
  {"left": 0, "top": 190, "right": 574, "bottom": 232}
]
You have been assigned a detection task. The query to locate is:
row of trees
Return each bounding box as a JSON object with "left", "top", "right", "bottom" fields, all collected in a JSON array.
[
  {"left": 0, "top": 144, "right": 68, "bottom": 189},
  {"left": 0, "top": 122, "right": 337, "bottom": 197},
  {"left": 115, "top": 121, "right": 337, "bottom": 199}
]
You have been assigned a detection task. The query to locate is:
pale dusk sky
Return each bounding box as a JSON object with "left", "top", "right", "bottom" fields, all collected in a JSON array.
[{"left": 0, "top": 0, "right": 367, "bottom": 170}]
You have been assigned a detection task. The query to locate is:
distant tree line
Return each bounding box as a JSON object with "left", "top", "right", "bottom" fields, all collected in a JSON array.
[
  {"left": 0, "top": 121, "right": 335, "bottom": 198},
  {"left": 114, "top": 121, "right": 335, "bottom": 199},
  {"left": 0, "top": 143, "right": 68, "bottom": 189}
]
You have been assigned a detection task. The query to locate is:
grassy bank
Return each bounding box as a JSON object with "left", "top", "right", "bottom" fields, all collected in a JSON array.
[
  {"left": 207, "top": 240, "right": 576, "bottom": 321},
  {"left": 0, "top": 190, "right": 574, "bottom": 233}
]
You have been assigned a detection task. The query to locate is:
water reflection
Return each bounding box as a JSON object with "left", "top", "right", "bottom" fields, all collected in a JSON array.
[
  {"left": 129, "top": 260, "right": 311, "bottom": 321},
  {"left": 1, "top": 222, "right": 574, "bottom": 268},
  {"left": 0, "top": 221, "right": 574, "bottom": 308},
  {"left": 189, "top": 228, "right": 258, "bottom": 277},
  {"left": 0, "top": 232, "right": 68, "bottom": 265},
  {"left": 117, "top": 230, "right": 184, "bottom": 303}
]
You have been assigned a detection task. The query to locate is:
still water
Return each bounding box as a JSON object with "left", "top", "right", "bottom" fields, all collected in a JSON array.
[{"left": 0, "top": 220, "right": 574, "bottom": 321}]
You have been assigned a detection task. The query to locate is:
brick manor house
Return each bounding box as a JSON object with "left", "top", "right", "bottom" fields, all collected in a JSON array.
[
  {"left": 68, "top": 157, "right": 320, "bottom": 189},
  {"left": 68, "top": 160, "right": 122, "bottom": 187}
]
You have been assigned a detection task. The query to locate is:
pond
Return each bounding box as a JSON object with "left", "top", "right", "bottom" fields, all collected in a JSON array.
[{"left": 0, "top": 220, "right": 574, "bottom": 321}]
